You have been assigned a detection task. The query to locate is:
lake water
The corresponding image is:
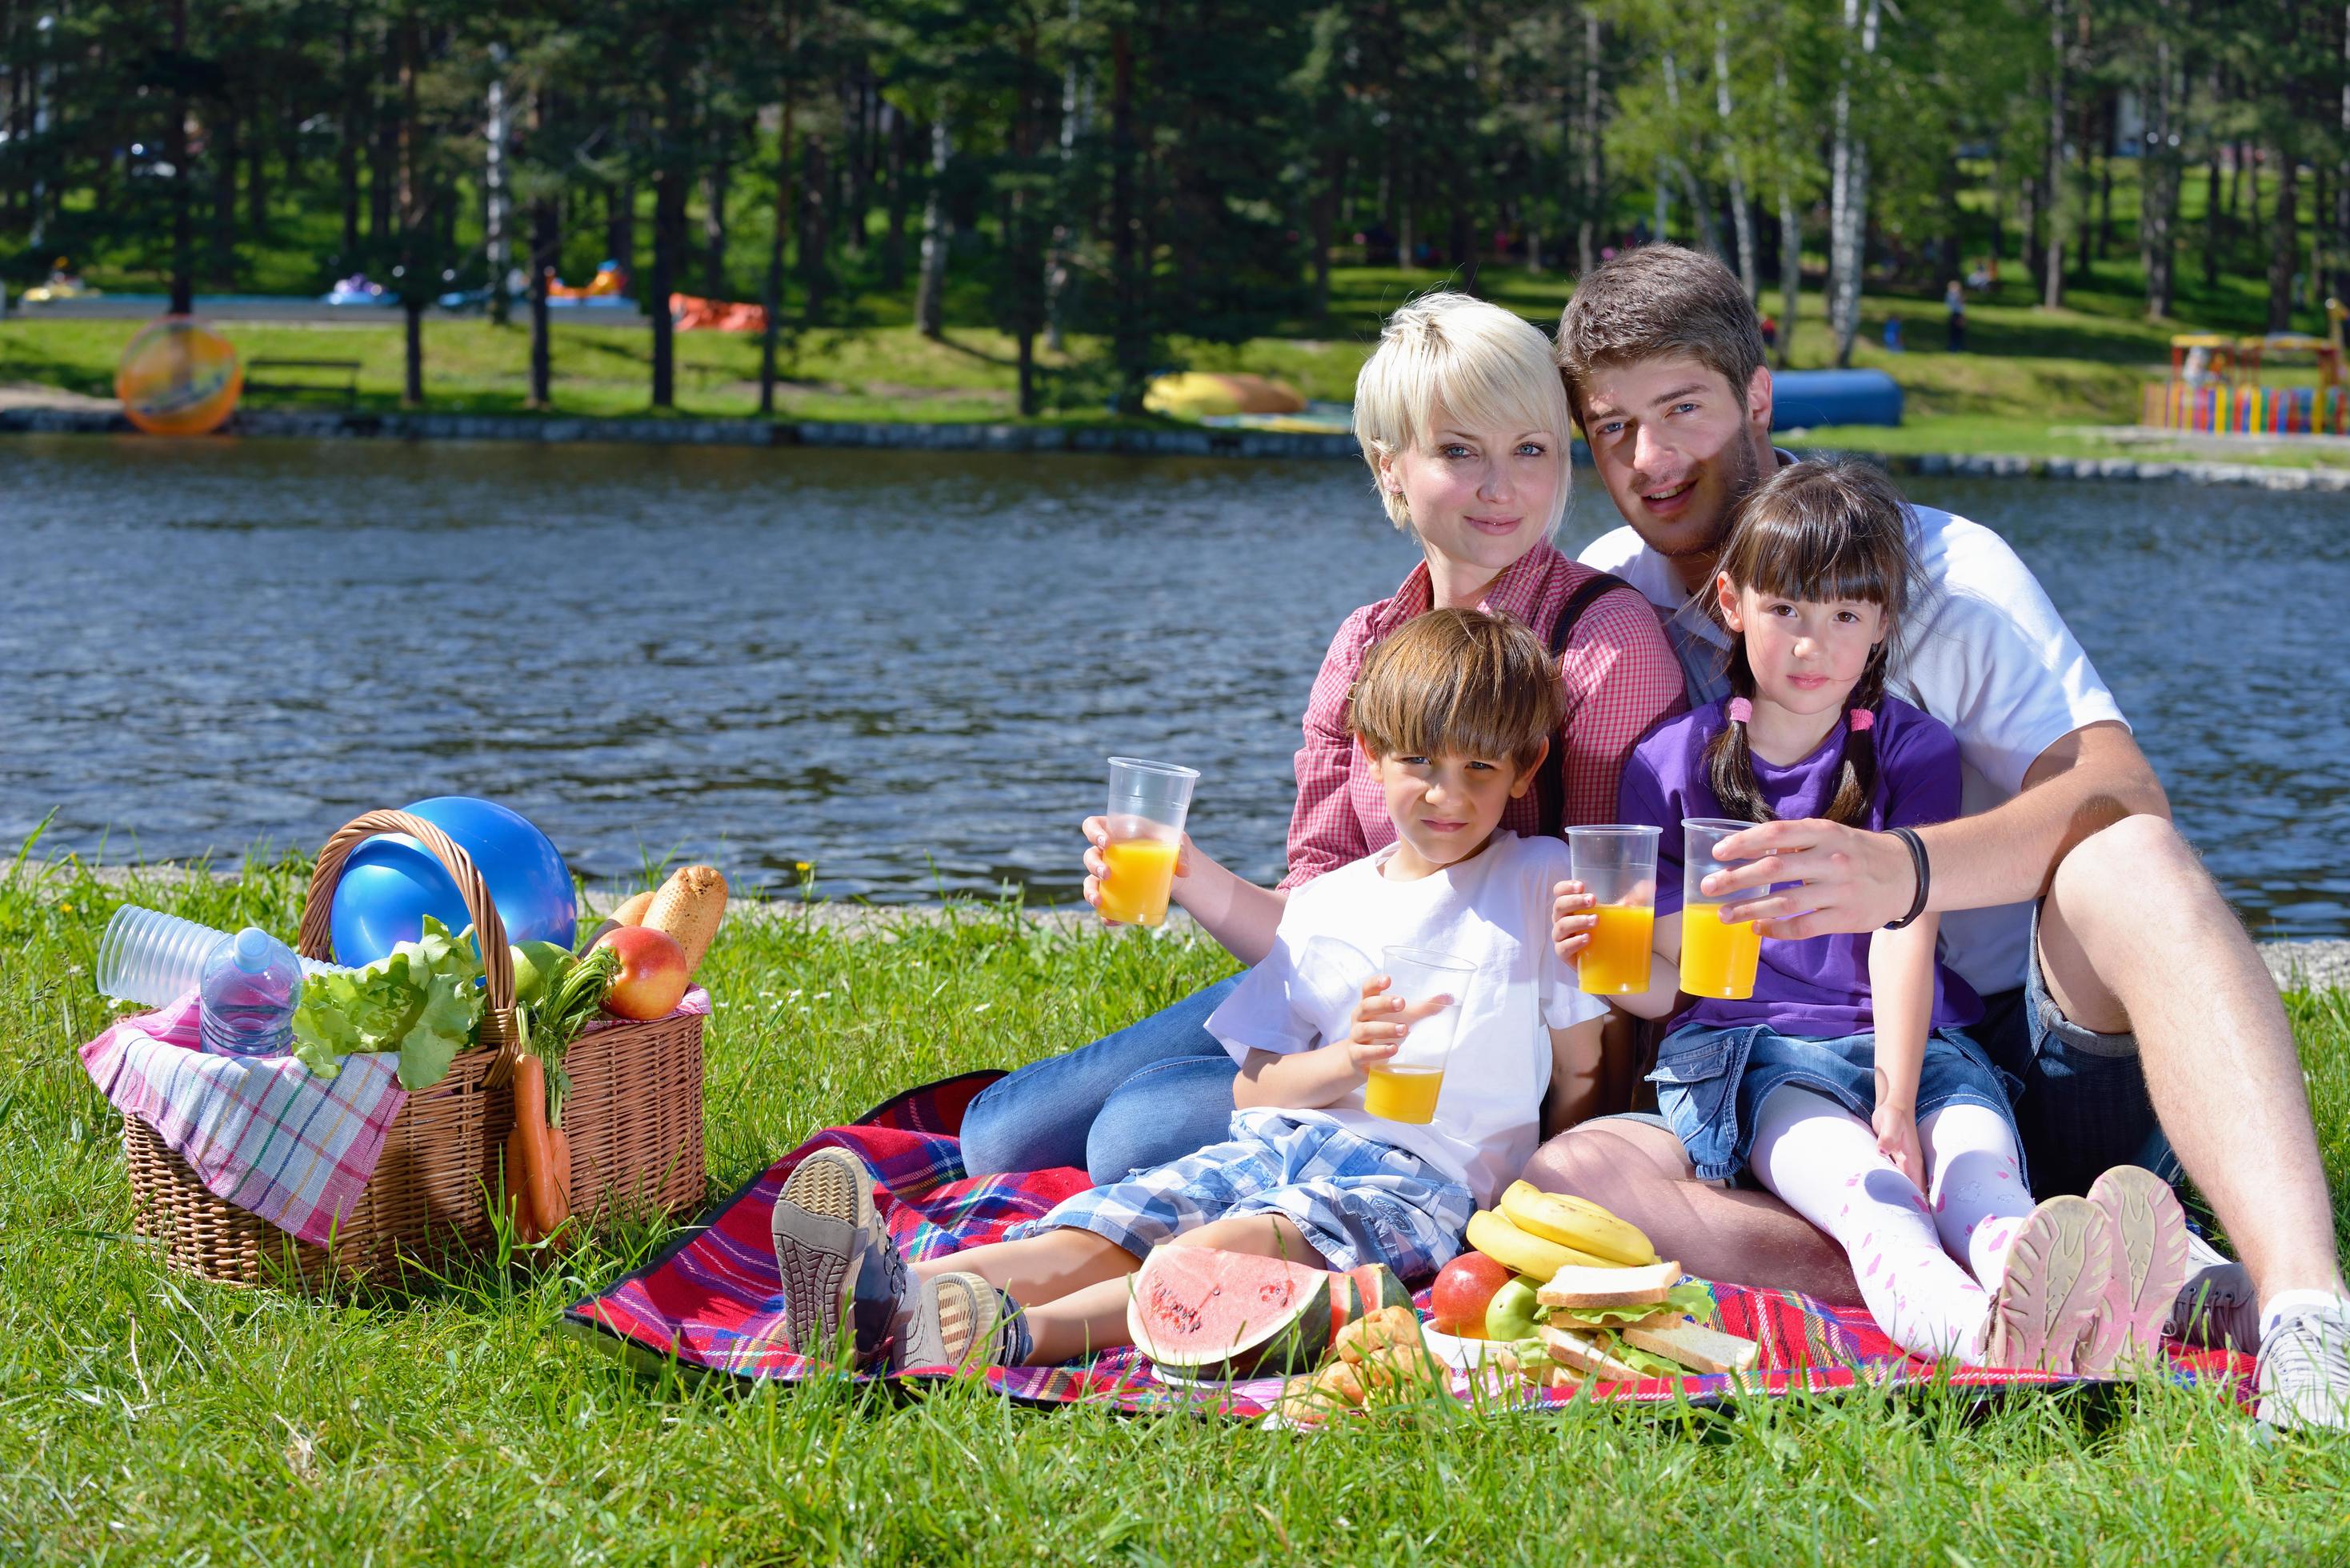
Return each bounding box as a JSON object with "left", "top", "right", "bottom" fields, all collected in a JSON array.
[{"left": 3, "top": 434, "right": 2344, "bottom": 938}]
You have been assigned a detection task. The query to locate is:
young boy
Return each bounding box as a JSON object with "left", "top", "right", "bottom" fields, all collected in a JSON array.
[{"left": 771, "top": 608, "right": 1610, "bottom": 1371}]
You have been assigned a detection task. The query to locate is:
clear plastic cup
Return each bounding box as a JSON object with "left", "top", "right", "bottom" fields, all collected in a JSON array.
[
  {"left": 1367, "top": 946, "right": 1476, "bottom": 1124},
  {"left": 1680, "top": 818, "right": 1763, "bottom": 1000},
  {"left": 1097, "top": 757, "right": 1199, "bottom": 927},
  {"left": 96, "top": 904, "right": 345, "bottom": 1009},
  {"left": 1567, "top": 826, "right": 1660, "bottom": 995}
]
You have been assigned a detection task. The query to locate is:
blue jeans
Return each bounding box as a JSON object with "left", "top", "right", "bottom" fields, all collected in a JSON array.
[{"left": 958, "top": 973, "right": 1246, "bottom": 1185}]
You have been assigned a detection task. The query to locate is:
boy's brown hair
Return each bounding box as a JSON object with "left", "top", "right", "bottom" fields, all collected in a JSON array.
[
  {"left": 1348, "top": 608, "right": 1563, "bottom": 770},
  {"left": 1552, "top": 245, "right": 1768, "bottom": 428}
]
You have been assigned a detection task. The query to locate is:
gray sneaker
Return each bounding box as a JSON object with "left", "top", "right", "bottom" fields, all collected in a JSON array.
[
  {"left": 2255, "top": 1301, "right": 2350, "bottom": 1432},
  {"left": 1980, "top": 1195, "right": 2112, "bottom": 1374},
  {"left": 2164, "top": 1231, "right": 2262, "bottom": 1354},
  {"left": 770, "top": 1146, "right": 918, "bottom": 1368},
  {"left": 2080, "top": 1166, "right": 2192, "bottom": 1374},
  {"left": 901, "top": 1270, "right": 1023, "bottom": 1373}
]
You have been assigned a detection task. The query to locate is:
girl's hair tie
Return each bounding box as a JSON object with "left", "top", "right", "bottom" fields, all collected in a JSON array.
[
  {"left": 1848, "top": 707, "right": 1875, "bottom": 732},
  {"left": 1727, "top": 697, "right": 1754, "bottom": 723}
]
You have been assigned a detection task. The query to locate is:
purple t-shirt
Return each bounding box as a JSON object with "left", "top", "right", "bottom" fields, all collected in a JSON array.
[{"left": 1619, "top": 695, "right": 1984, "bottom": 1038}]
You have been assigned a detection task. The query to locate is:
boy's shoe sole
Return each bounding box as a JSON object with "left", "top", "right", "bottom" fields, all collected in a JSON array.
[
  {"left": 1982, "top": 1195, "right": 2112, "bottom": 1374},
  {"left": 903, "top": 1270, "right": 1007, "bottom": 1373},
  {"left": 2080, "top": 1166, "right": 2192, "bottom": 1375},
  {"left": 771, "top": 1146, "right": 881, "bottom": 1365}
]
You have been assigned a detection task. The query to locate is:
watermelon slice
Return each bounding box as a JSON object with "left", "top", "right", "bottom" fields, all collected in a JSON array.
[{"left": 1127, "top": 1246, "right": 1335, "bottom": 1378}]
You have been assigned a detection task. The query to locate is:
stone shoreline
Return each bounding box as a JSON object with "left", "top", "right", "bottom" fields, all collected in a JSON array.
[{"left": 5, "top": 402, "right": 2348, "bottom": 491}]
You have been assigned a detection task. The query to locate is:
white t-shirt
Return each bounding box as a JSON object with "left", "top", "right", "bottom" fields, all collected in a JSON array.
[
  {"left": 1579, "top": 503, "right": 2128, "bottom": 996},
  {"left": 1205, "top": 831, "right": 1607, "bottom": 1207}
]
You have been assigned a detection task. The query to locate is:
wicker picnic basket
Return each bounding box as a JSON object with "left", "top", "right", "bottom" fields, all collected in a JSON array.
[{"left": 121, "top": 808, "right": 707, "bottom": 1289}]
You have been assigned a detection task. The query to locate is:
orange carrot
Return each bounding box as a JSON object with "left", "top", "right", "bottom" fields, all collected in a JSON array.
[
  {"left": 502, "top": 1127, "right": 541, "bottom": 1244},
  {"left": 510, "top": 1054, "right": 568, "bottom": 1240}
]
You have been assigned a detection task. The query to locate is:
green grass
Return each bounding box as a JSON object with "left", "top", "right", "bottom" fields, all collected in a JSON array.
[{"left": 6, "top": 847, "right": 2350, "bottom": 1562}]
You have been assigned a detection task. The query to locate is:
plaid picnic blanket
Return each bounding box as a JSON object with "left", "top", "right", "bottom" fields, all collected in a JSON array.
[
  {"left": 82, "top": 994, "right": 406, "bottom": 1246},
  {"left": 564, "top": 1072, "right": 2258, "bottom": 1416}
]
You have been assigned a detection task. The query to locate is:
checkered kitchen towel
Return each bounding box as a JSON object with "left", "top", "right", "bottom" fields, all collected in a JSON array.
[{"left": 81, "top": 994, "right": 406, "bottom": 1246}]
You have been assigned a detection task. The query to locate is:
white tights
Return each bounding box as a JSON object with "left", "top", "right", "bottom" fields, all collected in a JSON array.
[{"left": 1748, "top": 1086, "right": 2036, "bottom": 1365}]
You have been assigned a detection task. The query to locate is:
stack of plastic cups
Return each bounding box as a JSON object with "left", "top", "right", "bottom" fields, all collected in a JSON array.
[{"left": 95, "top": 905, "right": 346, "bottom": 1010}]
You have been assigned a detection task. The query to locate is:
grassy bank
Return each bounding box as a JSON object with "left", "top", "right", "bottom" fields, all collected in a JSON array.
[
  {"left": 6, "top": 851, "right": 2350, "bottom": 1563},
  {"left": 7, "top": 262, "right": 2345, "bottom": 470}
]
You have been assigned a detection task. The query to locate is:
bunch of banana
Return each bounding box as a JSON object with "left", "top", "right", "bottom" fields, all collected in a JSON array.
[{"left": 1464, "top": 1182, "right": 1659, "bottom": 1282}]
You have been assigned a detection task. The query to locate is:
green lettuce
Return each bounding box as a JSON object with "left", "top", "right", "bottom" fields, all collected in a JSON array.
[
  {"left": 1535, "top": 1282, "right": 1716, "bottom": 1330},
  {"left": 290, "top": 917, "right": 485, "bottom": 1090}
]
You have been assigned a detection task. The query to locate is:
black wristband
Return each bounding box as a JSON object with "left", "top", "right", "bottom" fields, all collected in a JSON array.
[{"left": 1884, "top": 827, "right": 1931, "bottom": 930}]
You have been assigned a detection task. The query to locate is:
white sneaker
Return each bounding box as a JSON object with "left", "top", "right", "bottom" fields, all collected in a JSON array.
[
  {"left": 2255, "top": 1299, "right": 2350, "bottom": 1432},
  {"left": 2164, "top": 1231, "right": 2262, "bottom": 1354}
]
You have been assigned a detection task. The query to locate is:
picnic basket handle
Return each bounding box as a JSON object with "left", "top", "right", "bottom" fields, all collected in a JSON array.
[{"left": 298, "top": 809, "right": 522, "bottom": 1081}]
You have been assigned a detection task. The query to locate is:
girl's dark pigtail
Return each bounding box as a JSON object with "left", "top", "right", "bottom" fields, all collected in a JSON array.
[
  {"left": 1703, "top": 642, "right": 1775, "bottom": 824},
  {"left": 1822, "top": 644, "right": 1890, "bottom": 825}
]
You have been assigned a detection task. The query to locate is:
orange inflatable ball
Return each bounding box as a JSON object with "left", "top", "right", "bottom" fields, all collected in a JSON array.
[{"left": 115, "top": 316, "right": 244, "bottom": 436}]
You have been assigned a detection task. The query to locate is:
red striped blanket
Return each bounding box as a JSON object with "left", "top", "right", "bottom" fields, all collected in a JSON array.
[{"left": 563, "top": 1071, "right": 2254, "bottom": 1415}]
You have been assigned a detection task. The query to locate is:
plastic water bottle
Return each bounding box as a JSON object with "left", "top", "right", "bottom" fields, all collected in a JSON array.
[
  {"left": 198, "top": 928, "right": 304, "bottom": 1058},
  {"left": 96, "top": 906, "right": 345, "bottom": 1009}
]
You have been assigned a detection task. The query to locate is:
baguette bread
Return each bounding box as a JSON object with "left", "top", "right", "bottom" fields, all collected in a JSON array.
[
  {"left": 1622, "top": 1321, "right": 1760, "bottom": 1375},
  {"left": 1535, "top": 1259, "right": 1682, "bottom": 1309},
  {"left": 643, "top": 865, "right": 728, "bottom": 975},
  {"left": 1539, "top": 1326, "right": 1649, "bottom": 1384}
]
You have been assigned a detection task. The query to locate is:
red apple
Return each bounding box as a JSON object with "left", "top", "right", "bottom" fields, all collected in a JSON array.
[
  {"left": 592, "top": 926, "right": 690, "bottom": 1020},
  {"left": 1429, "top": 1250, "right": 1515, "bottom": 1338}
]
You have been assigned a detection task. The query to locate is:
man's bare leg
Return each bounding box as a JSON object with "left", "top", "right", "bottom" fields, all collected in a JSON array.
[
  {"left": 2038, "top": 814, "right": 2345, "bottom": 1302},
  {"left": 1519, "top": 1117, "right": 1864, "bottom": 1306}
]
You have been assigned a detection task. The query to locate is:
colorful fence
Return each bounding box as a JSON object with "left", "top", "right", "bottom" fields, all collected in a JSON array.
[{"left": 2143, "top": 381, "right": 2350, "bottom": 436}]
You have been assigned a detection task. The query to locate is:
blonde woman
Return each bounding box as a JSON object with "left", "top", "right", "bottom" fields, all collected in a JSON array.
[{"left": 953, "top": 292, "right": 1683, "bottom": 1184}]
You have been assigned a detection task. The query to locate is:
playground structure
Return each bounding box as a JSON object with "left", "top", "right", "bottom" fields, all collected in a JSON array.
[{"left": 2143, "top": 299, "right": 2348, "bottom": 437}]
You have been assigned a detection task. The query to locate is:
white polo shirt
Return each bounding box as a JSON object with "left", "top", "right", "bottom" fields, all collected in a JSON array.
[{"left": 1579, "top": 504, "right": 2128, "bottom": 997}]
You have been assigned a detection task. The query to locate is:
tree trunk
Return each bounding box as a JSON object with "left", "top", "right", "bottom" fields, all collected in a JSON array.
[
  {"left": 397, "top": 14, "right": 422, "bottom": 408},
  {"left": 760, "top": 0, "right": 799, "bottom": 417},
  {"left": 1108, "top": 26, "right": 1147, "bottom": 411},
  {"left": 702, "top": 125, "right": 731, "bottom": 297},
  {"left": 1778, "top": 180, "right": 1801, "bottom": 369},
  {"left": 1715, "top": 18, "right": 1756, "bottom": 298},
  {"left": 798, "top": 138, "right": 831, "bottom": 324},
  {"left": 608, "top": 176, "right": 635, "bottom": 279},
  {"left": 2043, "top": 0, "right": 2066, "bottom": 309},
  {"left": 651, "top": 142, "right": 686, "bottom": 409},
  {"left": 2095, "top": 93, "right": 2116, "bottom": 262},
  {"left": 486, "top": 70, "right": 508, "bottom": 326},
  {"left": 529, "top": 193, "right": 554, "bottom": 407},
  {"left": 2203, "top": 147, "right": 2222, "bottom": 289},
  {"left": 247, "top": 98, "right": 270, "bottom": 238},
  {"left": 1661, "top": 51, "right": 1720, "bottom": 258},
  {"left": 1828, "top": 0, "right": 1880, "bottom": 365},
  {"left": 1578, "top": 9, "right": 1601, "bottom": 275},
  {"left": 2268, "top": 143, "right": 2300, "bottom": 330},
  {"left": 881, "top": 100, "right": 907, "bottom": 292},
  {"left": 403, "top": 298, "right": 425, "bottom": 406},
  {"left": 2141, "top": 36, "right": 2177, "bottom": 320},
  {"left": 1311, "top": 145, "right": 1339, "bottom": 314},
  {"left": 167, "top": 0, "right": 194, "bottom": 314},
  {"left": 339, "top": 6, "right": 361, "bottom": 261},
  {"left": 913, "top": 114, "right": 951, "bottom": 339}
]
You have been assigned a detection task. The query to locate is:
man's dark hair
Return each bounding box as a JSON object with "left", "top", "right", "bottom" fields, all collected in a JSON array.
[{"left": 1554, "top": 245, "right": 1768, "bottom": 427}]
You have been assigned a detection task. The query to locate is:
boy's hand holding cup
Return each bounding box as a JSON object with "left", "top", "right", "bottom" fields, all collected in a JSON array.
[{"left": 1342, "top": 972, "right": 1453, "bottom": 1072}]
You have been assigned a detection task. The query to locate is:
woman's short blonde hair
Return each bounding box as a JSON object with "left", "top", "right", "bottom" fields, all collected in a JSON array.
[{"left": 1352, "top": 291, "right": 1573, "bottom": 536}]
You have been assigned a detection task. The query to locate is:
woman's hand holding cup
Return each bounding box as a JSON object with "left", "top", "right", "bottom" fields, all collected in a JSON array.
[{"left": 1082, "top": 814, "right": 1193, "bottom": 926}]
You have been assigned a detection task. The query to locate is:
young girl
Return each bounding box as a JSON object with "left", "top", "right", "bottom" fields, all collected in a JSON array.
[
  {"left": 1561, "top": 458, "right": 2188, "bottom": 1372},
  {"left": 773, "top": 610, "right": 1608, "bottom": 1372}
]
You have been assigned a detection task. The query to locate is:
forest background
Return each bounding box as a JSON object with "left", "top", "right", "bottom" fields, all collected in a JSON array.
[{"left": 2, "top": 0, "right": 2346, "bottom": 430}]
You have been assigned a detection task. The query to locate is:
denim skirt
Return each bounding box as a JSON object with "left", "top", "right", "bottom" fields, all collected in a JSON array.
[{"left": 1647, "top": 1021, "right": 2024, "bottom": 1184}]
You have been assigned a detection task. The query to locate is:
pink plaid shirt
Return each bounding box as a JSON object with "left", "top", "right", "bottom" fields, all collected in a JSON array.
[{"left": 1280, "top": 541, "right": 1686, "bottom": 890}]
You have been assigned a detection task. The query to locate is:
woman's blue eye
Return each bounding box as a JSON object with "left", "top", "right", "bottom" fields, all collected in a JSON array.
[{"left": 1517, "top": 442, "right": 1547, "bottom": 458}]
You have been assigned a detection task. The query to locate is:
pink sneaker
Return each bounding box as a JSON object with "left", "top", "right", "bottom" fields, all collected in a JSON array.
[
  {"left": 1978, "top": 1195, "right": 2112, "bottom": 1374},
  {"left": 2080, "top": 1166, "right": 2192, "bottom": 1374}
]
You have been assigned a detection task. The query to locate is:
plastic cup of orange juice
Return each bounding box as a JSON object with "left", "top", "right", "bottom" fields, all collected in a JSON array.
[
  {"left": 1096, "top": 757, "right": 1200, "bottom": 927},
  {"left": 1365, "top": 946, "right": 1475, "bottom": 1124},
  {"left": 1567, "top": 826, "right": 1660, "bottom": 995},
  {"left": 1679, "top": 818, "right": 1763, "bottom": 999}
]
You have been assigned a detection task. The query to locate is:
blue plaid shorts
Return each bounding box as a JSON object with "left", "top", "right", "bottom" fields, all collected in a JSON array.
[{"left": 1008, "top": 1108, "right": 1475, "bottom": 1281}]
